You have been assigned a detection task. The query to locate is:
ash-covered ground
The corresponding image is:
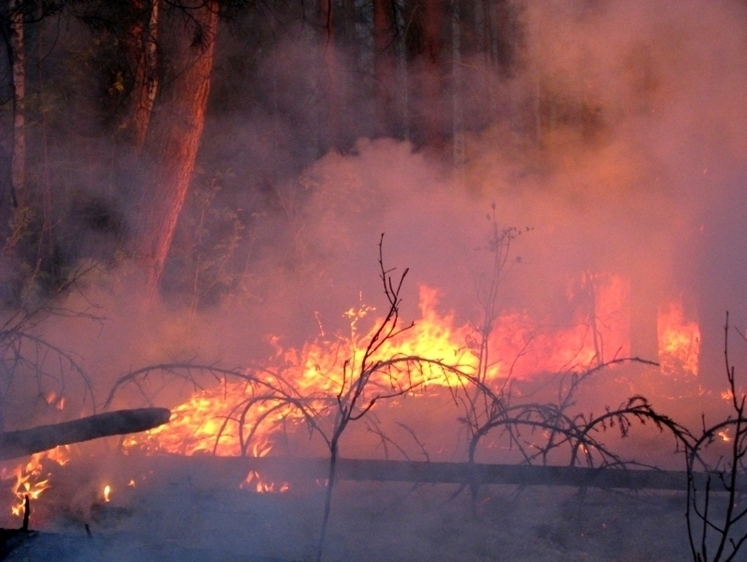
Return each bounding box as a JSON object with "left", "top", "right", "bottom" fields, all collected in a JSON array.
[{"left": 4, "top": 468, "right": 697, "bottom": 562}]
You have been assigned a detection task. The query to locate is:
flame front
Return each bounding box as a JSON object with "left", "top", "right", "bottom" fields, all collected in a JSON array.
[
  {"left": 126, "top": 278, "right": 636, "bottom": 461},
  {"left": 3, "top": 275, "right": 702, "bottom": 512}
]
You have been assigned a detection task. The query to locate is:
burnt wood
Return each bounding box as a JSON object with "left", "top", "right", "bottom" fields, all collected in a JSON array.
[
  {"left": 132, "top": 455, "right": 742, "bottom": 492},
  {"left": 0, "top": 408, "right": 171, "bottom": 461}
]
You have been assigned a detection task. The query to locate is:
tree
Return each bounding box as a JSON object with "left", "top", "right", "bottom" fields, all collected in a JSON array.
[
  {"left": 131, "top": 0, "right": 220, "bottom": 295},
  {"left": 8, "top": 0, "right": 24, "bottom": 207},
  {"left": 120, "top": 0, "right": 160, "bottom": 154},
  {"left": 373, "top": 0, "right": 396, "bottom": 138}
]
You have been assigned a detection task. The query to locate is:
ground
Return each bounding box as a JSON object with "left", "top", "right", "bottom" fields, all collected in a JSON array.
[{"left": 2, "top": 468, "right": 699, "bottom": 561}]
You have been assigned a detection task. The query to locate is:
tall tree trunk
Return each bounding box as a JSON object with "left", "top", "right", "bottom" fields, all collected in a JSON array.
[
  {"left": 408, "top": 0, "right": 445, "bottom": 148},
  {"left": 9, "top": 0, "right": 23, "bottom": 208},
  {"left": 126, "top": 0, "right": 160, "bottom": 154},
  {"left": 394, "top": 2, "right": 410, "bottom": 140},
  {"left": 450, "top": 0, "right": 464, "bottom": 183},
  {"left": 133, "top": 0, "right": 219, "bottom": 296},
  {"left": 319, "top": 0, "right": 339, "bottom": 151},
  {"left": 420, "top": 0, "right": 443, "bottom": 148},
  {"left": 373, "top": 0, "right": 396, "bottom": 138}
]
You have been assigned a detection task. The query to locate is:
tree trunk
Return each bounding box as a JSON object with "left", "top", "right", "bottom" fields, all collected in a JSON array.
[
  {"left": 123, "top": 0, "right": 160, "bottom": 154},
  {"left": 423, "top": 0, "right": 444, "bottom": 148},
  {"left": 450, "top": 0, "right": 464, "bottom": 182},
  {"left": 133, "top": 0, "right": 219, "bottom": 295},
  {"left": 419, "top": 0, "right": 443, "bottom": 148},
  {"left": 318, "top": 0, "right": 339, "bottom": 151},
  {"left": 373, "top": 0, "right": 396, "bottom": 138},
  {"left": 9, "top": 0, "right": 23, "bottom": 208}
]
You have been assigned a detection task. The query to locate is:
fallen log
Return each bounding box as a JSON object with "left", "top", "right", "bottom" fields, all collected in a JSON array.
[
  {"left": 0, "top": 408, "right": 171, "bottom": 461},
  {"left": 129, "top": 455, "right": 744, "bottom": 493}
]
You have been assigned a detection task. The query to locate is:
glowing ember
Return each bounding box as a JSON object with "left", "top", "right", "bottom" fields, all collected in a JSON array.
[
  {"left": 103, "top": 484, "right": 111, "bottom": 502},
  {"left": 658, "top": 301, "right": 700, "bottom": 377}
]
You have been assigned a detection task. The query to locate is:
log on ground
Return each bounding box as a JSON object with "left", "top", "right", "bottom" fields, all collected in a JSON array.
[
  {"left": 0, "top": 408, "right": 171, "bottom": 461},
  {"left": 134, "top": 455, "right": 742, "bottom": 493}
]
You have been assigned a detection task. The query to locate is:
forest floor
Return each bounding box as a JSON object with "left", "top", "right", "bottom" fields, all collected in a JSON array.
[{"left": 2, "top": 471, "right": 698, "bottom": 562}]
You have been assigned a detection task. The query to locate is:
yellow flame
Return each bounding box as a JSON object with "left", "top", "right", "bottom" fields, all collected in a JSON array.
[
  {"left": 1, "top": 446, "right": 70, "bottom": 517},
  {"left": 240, "top": 470, "right": 290, "bottom": 494},
  {"left": 658, "top": 301, "right": 700, "bottom": 376},
  {"left": 126, "top": 279, "right": 633, "bottom": 460}
]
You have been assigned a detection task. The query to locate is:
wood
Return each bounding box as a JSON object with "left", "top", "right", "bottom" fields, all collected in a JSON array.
[
  {"left": 0, "top": 408, "right": 171, "bottom": 461},
  {"left": 133, "top": 455, "right": 742, "bottom": 493},
  {"left": 134, "top": 0, "right": 219, "bottom": 294}
]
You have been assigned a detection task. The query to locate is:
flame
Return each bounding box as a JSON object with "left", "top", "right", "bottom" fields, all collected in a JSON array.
[
  {"left": 3, "top": 274, "right": 700, "bottom": 515},
  {"left": 126, "top": 277, "right": 633, "bottom": 461},
  {"left": 240, "top": 470, "right": 290, "bottom": 493},
  {"left": 658, "top": 300, "right": 700, "bottom": 376},
  {"left": 0, "top": 446, "right": 71, "bottom": 517}
]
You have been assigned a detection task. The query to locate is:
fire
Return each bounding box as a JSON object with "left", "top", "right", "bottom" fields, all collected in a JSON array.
[
  {"left": 126, "top": 277, "right": 635, "bottom": 462},
  {"left": 1, "top": 274, "right": 702, "bottom": 513},
  {"left": 0, "top": 446, "right": 71, "bottom": 517},
  {"left": 240, "top": 470, "right": 290, "bottom": 493},
  {"left": 657, "top": 300, "right": 700, "bottom": 377}
]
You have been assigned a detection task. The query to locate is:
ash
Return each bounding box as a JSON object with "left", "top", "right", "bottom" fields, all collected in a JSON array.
[{"left": 5, "top": 477, "right": 690, "bottom": 561}]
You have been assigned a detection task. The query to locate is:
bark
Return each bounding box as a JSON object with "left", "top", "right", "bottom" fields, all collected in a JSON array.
[
  {"left": 394, "top": 3, "right": 409, "bottom": 139},
  {"left": 419, "top": 0, "right": 443, "bottom": 147},
  {"left": 0, "top": 408, "right": 171, "bottom": 461},
  {"left": 373, "top": 0, "right": 396, "bottom": 137},
  {"left": 450, "top": 0, "right": 464, "bottom": 179},
  {"left": 114, "top": 455, "right": 740, "bottom": 493},
  {"left": 9, "top": 0, "right": 23, "bottom": 207},
  {"left": 133, "top": 0, "right": 219, "bottom": 294},
  {"left": 423, "top": 0, "right": 444, "bottom": 148},
  {"left": 318, "top": 0, "right": 339, "bottom": 150},
  {"left": 122, "top": 0, "right": 160, "bottom": 153}
]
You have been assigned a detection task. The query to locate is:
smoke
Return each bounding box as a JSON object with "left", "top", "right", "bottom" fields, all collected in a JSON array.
[
  {"left": 2, "top": 0, "right": 747, "bottom": 547},
  {"left": 1, "top": 0, "right": 742, "bottom": 416}
]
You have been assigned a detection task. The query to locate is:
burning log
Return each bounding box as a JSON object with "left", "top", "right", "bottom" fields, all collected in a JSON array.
[{"left": 0, "top": 408, "right": 171, "bottom": 461}]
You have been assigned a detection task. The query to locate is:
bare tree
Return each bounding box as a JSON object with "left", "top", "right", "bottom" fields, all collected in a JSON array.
[
  {"left": 685, "top": 314, "right": 747, "bottom": 562},
  {"left": 313, "top": 235, "right": 440, "bottom": 561}
]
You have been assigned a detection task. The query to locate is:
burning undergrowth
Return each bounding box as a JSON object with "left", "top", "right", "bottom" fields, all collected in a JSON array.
[
  {"left": 0, "top": 235, "right": 742, "bottom": 561},
  {"left": 2, "top": 0, "right": 747, "bottom": 560}
]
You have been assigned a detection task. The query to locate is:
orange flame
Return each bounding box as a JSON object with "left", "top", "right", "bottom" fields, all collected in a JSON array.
[
  {"left": 0, "top": 446, "right": 71, "bottom": 517},
  {"left": 126, "top": 278, "right": 634, "bottom": 462},
  {"left": 657, "top": 301, "right": 700, "bottom": 377}
]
